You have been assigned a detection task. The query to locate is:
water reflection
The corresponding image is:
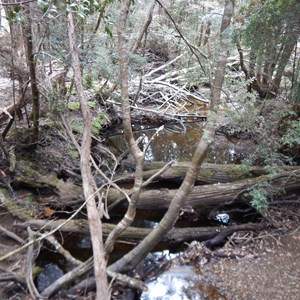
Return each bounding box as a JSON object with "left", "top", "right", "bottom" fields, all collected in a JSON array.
[
  {"left": 141, "top": 265, "right": 206, "bottom": 300},
  {"left": 107, "top": 121, "right": 242, "bottom": 166},
  {"left": 108, "top": 123, "right": 204, "bottom": 162},
  {"left": 142, "top": 124, "right": 203, "bottom": 162}
]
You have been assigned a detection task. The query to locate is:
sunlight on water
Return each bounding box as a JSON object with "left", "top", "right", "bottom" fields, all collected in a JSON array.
[
  {"left": 108, "top": 122, "right": 237, "bottom": 164},
  {"left": 141, "top": 265, "right": 203, "bottom": 300},
  {"left": 214, "top": 213, "right": 230, "bottom": 224}
]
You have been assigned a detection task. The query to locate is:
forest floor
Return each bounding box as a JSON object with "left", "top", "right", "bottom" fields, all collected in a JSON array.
[{"left": 194, "top": 206, "right": 300, "bottom": 300}]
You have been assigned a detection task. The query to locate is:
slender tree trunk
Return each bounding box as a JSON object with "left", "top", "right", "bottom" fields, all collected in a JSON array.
[
  {"left": 273, "top": 21, "right": 300, "bottom": 93},
  {"left": 22, "top": 4, "right": 39, "bottom": 143},
  {"left": 67, "top": 11, "right": 110, "bottom": 300},
  {"left": 131, "top": 1, "right": 156, "bottom": 54},
  {"left": 109, "top": 0, "right": 235, "bottom": 274},
  {"left": 104, "top": 0, "right": 145, "bottom": 256}
]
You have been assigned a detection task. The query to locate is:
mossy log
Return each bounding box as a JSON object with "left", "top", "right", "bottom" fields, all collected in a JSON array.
[
  {"left": 1, "top": 187, "right": 218, "bottom": 246},
  {"left": 0, "top": 188, "right": 34, "bottom": 220},
  {"left": 109, "top": 169, "right": 300, "bottom": 211},
  {"left": 11, "top": 159, "right": 300, "bottom": 213},
  {"left": 1, "top": 185, "right": 219, "bottom": 245},
  {"left": 13, "top": 160, "right": 83, "bottom": 204},
  {"left": 118, "top": 160, "right": 296, "bottom": 185},
  {"left": 15, "top": 219, "right": 220, "bottom": 244}
]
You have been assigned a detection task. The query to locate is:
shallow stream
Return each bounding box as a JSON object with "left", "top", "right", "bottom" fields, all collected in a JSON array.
[
  {"left": 141, "top": 263, "right": 225, "bottom": 300},
  {"left": 35, "top": 122, "right": 242, "bottom": 298},
  {"left": 107, "top": 122, "right": 238, "bottom": 164}
]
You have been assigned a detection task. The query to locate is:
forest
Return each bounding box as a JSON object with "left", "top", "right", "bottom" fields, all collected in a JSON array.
[{"left": 0, "top": 0, "right": 299, "bottom": 299}]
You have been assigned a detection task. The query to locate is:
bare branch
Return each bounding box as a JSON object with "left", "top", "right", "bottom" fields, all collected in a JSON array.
[
  {"left": 26, "top": 228, "right": 43, "bottom": 299},
  {"left": 67, "top": 11, "right": 109, "bottom": 299}
]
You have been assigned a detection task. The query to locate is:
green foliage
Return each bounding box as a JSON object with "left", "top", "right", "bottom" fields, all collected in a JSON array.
[
  {"left": 289, "top": 82, "right": 300, "bottom": 105},
  {"left": 104, "top": 24, "right": 113, "bottom": 38},
  {"left": 92, "top": 112, "right": 106, "bottom": 134},
  {"left": 242, "top": 139, "right": 293, "bottom": 167},
  {"left": 70, "top": 121, "right": 83, "bottom": 134},
  {"left": 238, "top": 0, "right": 300, "bottom": 79},
  {"left": 243, "top": 0, "right": 299, "bottom": 47},
  {"left": 84, "top": 74, "right": 94, "bottom": 89},
  {"left": 46, "top": 90, "right": 66, "bottom": 113},
  {"left": 223, "top": 71, "right": 296, "bottom": 166},
  {"left": 68, "top": 148, "right": 79, "bottom": 159},
  {"left": 68, "top": 101, "right": 80, "bottom": 111},
  {"left": 68, "top": 0, "right": 101, "bottom": 18},
  {"left": 92, "top": 46, "right": 119, "bottom": 82},
  {"left": 281, "top": 119, "right": 300, "bottom": 146},
  {"left": 246, "top": 182, "right": 270, "bottom": 211},
  {"left": 37, "top": 0, "right": 59, "bottom": 18},
  {"left": 37, "top": 0, "right": 50, "bottom": 14},
  {"left": 6, "top": 4, "right": 25, "bottom": 23},
  {"left": 224, "top": 77, "right": 260, "bottom": 133},
  {"left": 87, "top": 100, "right": 96, "bottom": 109}
]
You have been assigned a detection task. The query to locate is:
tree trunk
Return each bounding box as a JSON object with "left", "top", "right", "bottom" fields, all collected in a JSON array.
[
  {"left": 108, "top": 0, "right": 235, "bottom": 274},
  {"left": 15, "top": 219, "right": 221, "bottom": 245},
  {"left": 272, "top": 20, "right": 300, "bottom": 93},
  {"left": 131, "top": 1, "right": 156, "bottom": 54},
  {"left": 104, "top": 0, "right": 145, "bottom": 257},
  {"left": 67, "top": 11, "right": 110, "bottom": 300},
  {"left": 110, "top": 169, "right": 300, "bottom": 212},
  {"left": 22, "top": 4, "right": 39, "bottom": 144},
  {"left": 10, "top": 159, "right": 300, "bottom": 214},
  {"left": 118, "top": 160, "right": 276, "bottom": 185}
]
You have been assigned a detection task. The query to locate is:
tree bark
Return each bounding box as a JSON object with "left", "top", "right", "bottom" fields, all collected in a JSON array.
[
  {"left": 111, "top": 169, "right": 300, "bottom": 212},
  {"left": 67, "top": 11, "right": 110, "bottom": 300},
  {"left": 22, "top": 4, "right": 39, "bottom": 144},
  {"left": 131, "top": 1, "right": 156, "bottom": 54},
  {"left": 108, "top": 0, "right": 235, "bottom": 274},
  {"left": 10, "top": 159, "right": 300, "bottom": 215},
  {"left": 15, "top": 219, "right": 221, "bottom": 244},
  {"left": 104, "top": 0, "right": 145, "bottom": 258},
  {"left": 118, "top": 160, "right": 275, "bottom": 185},
  {"left": 272, "top": 19, "right": 300, "bottom": 92}
]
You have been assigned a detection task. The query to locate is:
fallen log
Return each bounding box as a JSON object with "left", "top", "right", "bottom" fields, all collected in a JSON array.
[
  {"left": 13, "top": 160, "right": 84, "bottom": 205},
  {"left": 204, "top": 223, "right": 262, "bottom": 247},
  {"left": 0, "top": 91, "right": 30, "bottom": 125},
  {"left": 118, "top": 160, "right": 279, "bottom": 185},
  {"left": 15, "top": 219, "right": 220, "bottom": 243},
  {"left": 11, "top": 160, "right": 300, "bottom": 214},
  {"left": 109, "top": 169, "right": 300, "bottom": 211}
]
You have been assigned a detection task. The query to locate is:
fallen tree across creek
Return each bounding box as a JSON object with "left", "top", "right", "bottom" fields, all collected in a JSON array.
[
  {"left": 14, "top": 219, "right": 221, "bottom": 244},
  {"left": 109, "top": 169, "right": 300, "bottom": 212},
  {"left": 117, "top": 160, "right": 274, "bottom": 185},
  {"left": 9, "top": 160, "right": 300, "bottom": 214},
  {"left": 2, "top": 156, "right": 298, "bottom": 297}
]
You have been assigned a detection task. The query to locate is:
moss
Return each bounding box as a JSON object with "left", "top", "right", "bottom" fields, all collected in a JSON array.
[
  {"left": 87, "top": 100, "right": 96, "bottom": 109},
  {"left": 68, "top": 149, "right": 79, "bottom": 159},
  {"left": 198, "top": 168, "right": 213, "bottom": 179},
  {"left": 0, "top": 188, "right": 34, "bottom": 220},
  {"left": 91, "top": 112, "right": 106, "bottom": 134},
  {"left": 16, "top": 160, "right": 61, "bottom": 190},
  {"left": 70, "top": 122, "right": 84, "bottom": 134},
  {"left": 67, "top": 101, "right": 80, "bottom": 110},
  {"left": 229, "top": 164, "right": 252, "bottom": 180},
  {"left": 32, "top": 265, "right": 44, "bottom": 278}
]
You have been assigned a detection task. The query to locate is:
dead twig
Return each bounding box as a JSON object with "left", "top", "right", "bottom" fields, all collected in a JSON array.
[
  {"left": 26, "top": 228, "right": 43, "bottom": 299},
  {"left": 0, "top": 224, "right": 25, "bottom": 244}
]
